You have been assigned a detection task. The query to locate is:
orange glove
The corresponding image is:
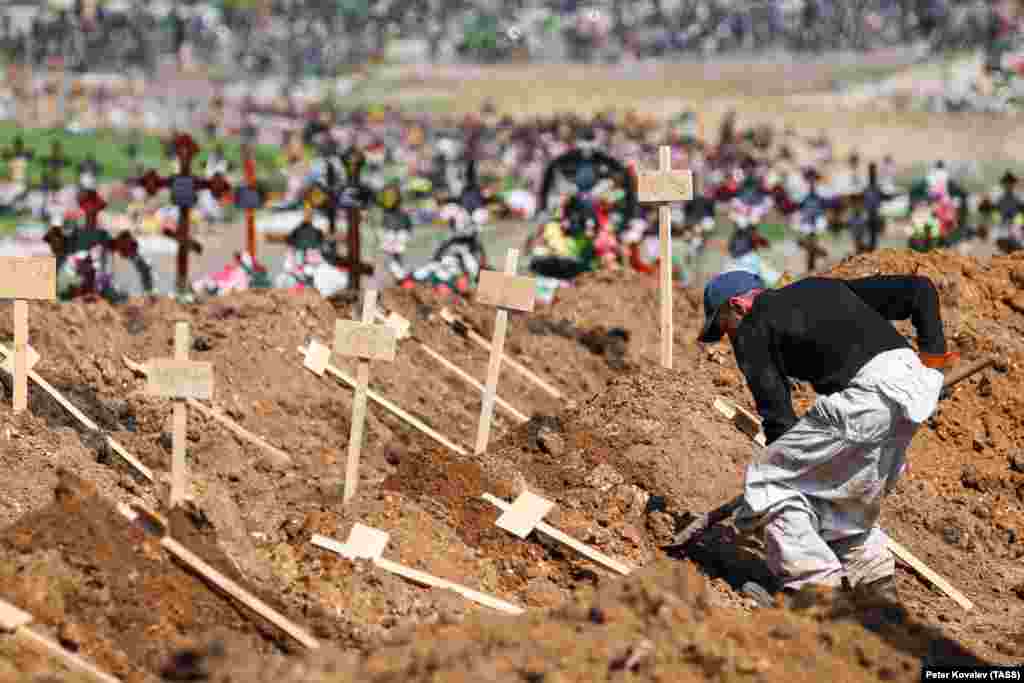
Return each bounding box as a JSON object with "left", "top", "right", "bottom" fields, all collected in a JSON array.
[{"left": 919, "top": 351, "right": 960, "bottom": 370}]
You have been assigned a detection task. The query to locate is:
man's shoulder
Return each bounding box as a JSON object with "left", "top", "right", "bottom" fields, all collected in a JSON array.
[{"left": 748, "top": 277, "right": 850, "bottom": 312}]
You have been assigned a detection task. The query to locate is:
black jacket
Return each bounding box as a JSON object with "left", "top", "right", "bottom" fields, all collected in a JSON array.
[{"left": 732, "top": 275, "right": 946, "bottom": 444}]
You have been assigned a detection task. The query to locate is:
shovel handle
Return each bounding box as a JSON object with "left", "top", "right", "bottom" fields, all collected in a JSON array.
[{"left": 942, "top": 355, "right": 995, "bottom": 391}]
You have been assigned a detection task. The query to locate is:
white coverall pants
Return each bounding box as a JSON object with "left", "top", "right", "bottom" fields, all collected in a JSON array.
[{"left": 735, "top": 348, "right": 944, "bottom": 591}]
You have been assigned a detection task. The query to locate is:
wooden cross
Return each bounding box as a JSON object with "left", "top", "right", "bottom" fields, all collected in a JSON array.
[
  {"left": 138, "top": 134, "right": 231, "bottom": 300},
  {"left": 332, "top": 289, "right": 396, "bottom": 503},
  {"left": 636, "top": 145, "right": 693, "bottom": 370},
  {"left": 236, "top": 144, "right": 263, "bottom": 259},
  {"left": 312, "top": 524, "right": 524, "bottom": 614},
  {"left": 483, "top": 491, "right": 632, "bottom": 575},
  {"left": 145, "top": 321, "right": 215, "bottom": 509},
  {"left": 473, "top": 248, "right": 536, "bottom": 455},
  {"left": 338, "top": 147, "right": 377, "bottom": 291},
  {"left": 0, "top": 258, "right": 56, "bottom": 413}
]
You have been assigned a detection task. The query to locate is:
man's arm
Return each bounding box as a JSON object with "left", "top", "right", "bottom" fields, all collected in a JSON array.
[
  {"left": 843, "top": 276, "right": 946, "bottom": 354},
  {"left": 733, "top": 316, "right": 798, "bottom": 444}
]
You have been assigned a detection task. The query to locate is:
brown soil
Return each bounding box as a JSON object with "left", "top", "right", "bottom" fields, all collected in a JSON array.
[{"left": 1, "top": 253, "right": 1023, "bottom": 682}]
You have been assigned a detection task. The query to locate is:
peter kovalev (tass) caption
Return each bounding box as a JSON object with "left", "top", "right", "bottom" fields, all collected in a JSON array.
[{"left": 923, "top": 668, "right": 1022, "bottom": 682}]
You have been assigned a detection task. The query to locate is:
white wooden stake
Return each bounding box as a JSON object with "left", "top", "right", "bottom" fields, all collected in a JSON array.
[
  {"left": 483, "top": 492, "right": 633, "bottom": 576},
  {"left": 311, "top": 527, "right": 524, "bottom": 615},
  {"left": 0, "top": 599, "right": 120, "bottom": 683},
  {"left": 474, "top": 248, "right": 536, "bottom": 456},
  {"left": 0, "top": 257, "right": 56, "bottom": 413},
  {"left": 126, "top": 355, "right": 294, "bottom": 470},
  {"left": 374, "top": 309, "right": 529, "bottom": 423},
  {"left": 658, "top": 146, "right": 673, "bottom": 370},
  {"left": 13, "top": 300, "right": 27, "bottom": 412},
  {"left": 438, "top": 307, "right": 563, "bottom": 400},
  {"left": 330, "top": 290, "right": 397, "bottom": 504},
  {"left": 172, "top": 322, "right": 189, "bottom": 508},
  {"left": 299, "top": 343, "right": 468, "bottom": 456},
  {"left": 636, "top": 146, "right": 693, "bottom": 370},
  {"left": 145, "top": 321, "right": 214, "bottom": 510}
]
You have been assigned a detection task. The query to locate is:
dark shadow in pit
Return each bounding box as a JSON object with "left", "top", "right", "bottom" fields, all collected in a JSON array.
[
  {"left": 665, "top": 520, "right": 993, "bottom": 666},
  {"left": 527, "top": 317, "right": 632, "bottom": 371}
]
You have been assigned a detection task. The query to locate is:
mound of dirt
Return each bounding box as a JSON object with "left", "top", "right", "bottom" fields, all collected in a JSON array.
[
  {"left": 0, "top": 470, "right": 302, "bottom": 683},
  {"left": 191, "top": 561, "right": 960, "bottom": 683}
]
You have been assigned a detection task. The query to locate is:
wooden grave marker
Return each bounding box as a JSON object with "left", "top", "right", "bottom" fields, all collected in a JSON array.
[
  {"left": 0, "top": 598, "right": 119, "bottom": 683},
  {"left": 636, "top": 145, "right": 693, "bottom": 369},
  {"left": 137, "top": 134, "right": 231, "bottom": 300},
  {"left": 146, "top": 321, "right": 214, "bottom": 508},
  {"left": 236, "top": 144, "right": 263, "bottom": 259},
  {"left": 333, "top": 289, "right": 397, "bottom": 503},
  {"left": 473, "top": 248, "right": 536, "bottom": 456},
  {"left": 300, "top": 340, "right": 469, "bottom": 456},
  {"left": 312, "top": 524, "right": 524, "bottom": 615},
  {"left": 483, "top": 491, "right": 633, "bottom": 576},
  {"left": 374, "top": 307, "right": 529, "bottom": 424},
  {"left": 122, "top": 355, "right": 292, "bottom": 468},
  {"left": 0, "top": 257, "right": 56, "bottom": 413}
]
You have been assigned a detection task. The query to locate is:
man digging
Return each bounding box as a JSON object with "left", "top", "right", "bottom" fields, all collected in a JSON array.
[{"left": 697, "top": 270, "right": 959, "bottom": 608}]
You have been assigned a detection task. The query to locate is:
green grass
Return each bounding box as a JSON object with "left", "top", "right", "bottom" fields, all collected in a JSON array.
[
  {"left": 0, "top": 213, "right": 22, "bottom": 236},
  {"left": 0, "top": 122, "right": 287, "bottom": 186}
]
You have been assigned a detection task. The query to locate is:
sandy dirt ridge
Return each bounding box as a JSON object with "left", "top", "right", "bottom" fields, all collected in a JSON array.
[{"left": 0, "top": 254, "right": 1022, "bottom": 682}]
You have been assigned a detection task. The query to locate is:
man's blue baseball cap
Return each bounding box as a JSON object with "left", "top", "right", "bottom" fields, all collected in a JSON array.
[{"left": 698, "top": 270, "right": 765, "bottom": 343}]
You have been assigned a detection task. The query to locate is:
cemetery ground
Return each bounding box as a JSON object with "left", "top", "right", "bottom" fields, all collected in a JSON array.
[{"left": 1, "top": 247, "right": 1024, "bottom": 682}]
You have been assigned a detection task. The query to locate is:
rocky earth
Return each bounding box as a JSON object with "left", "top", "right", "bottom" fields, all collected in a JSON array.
[{"left": 0, "top": 252, "right": 1022, "bottom": 682}]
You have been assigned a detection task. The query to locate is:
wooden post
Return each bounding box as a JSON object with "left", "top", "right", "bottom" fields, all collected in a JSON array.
[
  {"left": 242, "top": 149, "right": 259, "bottom": 258},
  {"left": 13, "top": 300, "right": 27, "bottom": 412},
  {"left": 438, "top": 307, "right": 563, "bottom": 400},
  {"left": 473, "top": 248, "right": 537, "bottom": 455},
  {"left": 300, "top": 342, "right": 468, "bottom": 457},
  {"left": 636, "top": 145, "right": 694, "bottom": 370},
  {"left": 374, "top": 309, "right": 529, "bottom": 423},
  {"left": 331, "top": 290, "right": 397, "bottom": 503},
  {"left": 0, "top": 257, "right": 57, "bottom": 413},
  {"left": 483, "top": 492, "right": 633, "bottom": 576},
  {"left": 172, "top": 322, "right": 189, "bottom": 507},
  {"left": 0, "top": 599, "right": 120, "bottom": 683},
  {"left": 145, "top": 321, "right": 215, "bottom": 509},
  {"left": 311, "top": 526, "right": 524, "bottom": 615}
]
